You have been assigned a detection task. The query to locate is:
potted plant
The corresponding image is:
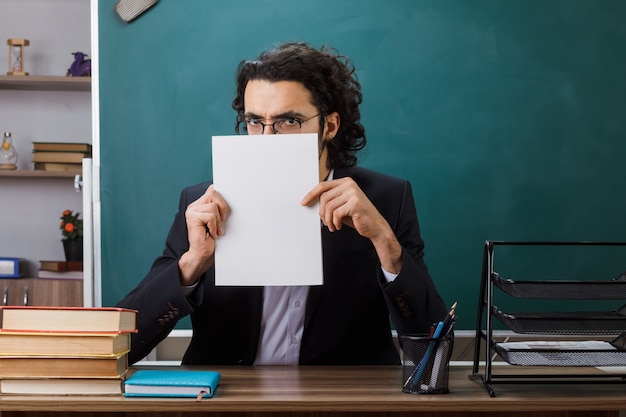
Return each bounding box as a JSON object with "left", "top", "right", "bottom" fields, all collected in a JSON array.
[{"left": 60, "top": 209, "right": 83, "bottom": 261}]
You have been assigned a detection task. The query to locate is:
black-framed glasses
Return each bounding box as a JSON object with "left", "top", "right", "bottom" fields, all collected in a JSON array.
[{"left": 237, "top": 114, "right": 321, "bottom": 135}]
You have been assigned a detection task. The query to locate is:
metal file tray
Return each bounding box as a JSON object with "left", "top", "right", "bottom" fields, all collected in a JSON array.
[
  {"left": 472, "top": 241, "right": 626, "bottom": 396},
  {"left": 492, "top": 305, "right": 626, "bottom": 335},
  {"left": 493, "top": 342, "right": 626, "bottom": 367},
  {"left": 492, "top": 272, "right": 626, "bottom": 300}
]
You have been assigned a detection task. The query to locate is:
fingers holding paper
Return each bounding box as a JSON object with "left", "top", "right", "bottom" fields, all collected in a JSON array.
[
  {"left": 301, "top": 177, "right": 402, "bottom": 274},
  {"left": 179, "top": 185, "right": 229, "bottom": 285},
  {"left": 302, "top": 177, "right": 385, "bottom": 235}
]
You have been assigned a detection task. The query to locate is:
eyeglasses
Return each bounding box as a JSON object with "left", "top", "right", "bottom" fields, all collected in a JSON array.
[{"left": 237, "top": 114, "right": 321, "bottom": 135}]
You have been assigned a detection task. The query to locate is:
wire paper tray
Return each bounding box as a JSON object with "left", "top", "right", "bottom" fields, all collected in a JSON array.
[
  {"left": 492, "top": 305, "right": 626, "bottom": 335},
  {"left": 491, "top": 272, "right": 626, "bottom": 300},
  {"left": 493, "top": 341, "right": 626, "bottom": 367}
]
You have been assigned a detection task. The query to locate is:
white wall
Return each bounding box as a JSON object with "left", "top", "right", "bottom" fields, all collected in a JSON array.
[{"left": 0, "top": 0, "right": 91, "bottom": 275}]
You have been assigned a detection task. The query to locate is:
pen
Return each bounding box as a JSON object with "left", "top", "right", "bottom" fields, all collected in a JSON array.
[
  {"left": 405, "top": 321, "right": 441, "bottom": 387},
  {"left": 404, "top": 302, "right": 457, "bottom": 389},
  {"left": 406, "top": 321, "right": 444, "bottom": 387}
]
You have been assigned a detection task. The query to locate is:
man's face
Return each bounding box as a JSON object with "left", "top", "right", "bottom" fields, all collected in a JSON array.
[
  {"left": 243, "top": 80, "right": 338, "bottom": 181},
  {"left": 243, "top": 80, "right": 320, "bottom": 135}
]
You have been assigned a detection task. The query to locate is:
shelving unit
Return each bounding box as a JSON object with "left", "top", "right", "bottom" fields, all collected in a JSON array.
[
  {"left": 0, "top": 75, "right": 90, "bottom": 92},
  {"left": 0, "top": 170, "right": 80, "bottom": 178},
  {"left": 0, "top": 0, "right": 93, "bottom": 308},
  {"left": 0, "top": 77, "right": 90, "bottom": 307},
  {"left": 470, "top": 241, "right": 626, "bottom": 397}
]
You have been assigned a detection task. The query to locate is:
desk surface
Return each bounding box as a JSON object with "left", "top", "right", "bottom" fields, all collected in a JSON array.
[{"left": 0, "top": 365, "right": 625, "bottom": 415}]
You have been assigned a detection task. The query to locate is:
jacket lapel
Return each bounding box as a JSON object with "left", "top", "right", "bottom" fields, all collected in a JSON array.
[{"left": 305, "top": 169, "right": 353, "bottom": 326}]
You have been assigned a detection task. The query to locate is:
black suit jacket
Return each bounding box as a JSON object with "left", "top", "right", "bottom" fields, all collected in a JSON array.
[{"left": 117, "top": 166, "right": 447, "bottom": 365}]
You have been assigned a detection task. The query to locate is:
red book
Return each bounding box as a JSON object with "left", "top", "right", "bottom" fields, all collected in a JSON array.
[{"left": 39, "top": 260, "right": 83, "bottom": 272}]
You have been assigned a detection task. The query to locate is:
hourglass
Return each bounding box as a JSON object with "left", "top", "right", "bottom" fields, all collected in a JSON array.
[{"left": 6, "top": 38, "right": 29, "bottom": 76}]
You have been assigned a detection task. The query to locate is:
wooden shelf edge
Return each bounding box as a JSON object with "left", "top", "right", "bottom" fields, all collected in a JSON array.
[
  {"left": 9, "top": 277, "right": 84, "bottom": 281},
  {"left": 0, "top": 170, "right": 81, "bottom": 178},
  {"left": 0, "top": 75, "right": 91, "bottom": 92}
]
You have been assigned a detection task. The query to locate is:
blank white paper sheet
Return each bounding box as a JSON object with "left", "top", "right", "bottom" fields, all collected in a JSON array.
[{"left": 211, "top": 133, "right": 323, "bottom": 286}]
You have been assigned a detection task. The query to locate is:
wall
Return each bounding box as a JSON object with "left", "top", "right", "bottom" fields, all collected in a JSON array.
[
  {"left": 98, "top": 0, "right": 626, "bottom": 329},
  {"left": 0, "top": 0, "right": 91, "bottom": 274}
]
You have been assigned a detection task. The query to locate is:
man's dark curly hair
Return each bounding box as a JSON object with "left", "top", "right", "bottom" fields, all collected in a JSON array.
[{"left": 232, "top": 42, "right": 366, "bottom": 169}]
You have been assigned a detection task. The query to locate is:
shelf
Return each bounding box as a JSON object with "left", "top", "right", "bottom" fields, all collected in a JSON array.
[
  {"left": 492, "top": 272, "right": 626, "bottom": 299},
  {"left": 493, "top": 341, "right": 626, "bottom": 367},
  {"left": 492, "top": 305, "right": 626, "bottom": 335},
  {"left": 0, "top": 170, "right": 80, "bottom": 178},
  {"left": 0, "top": 75, "right": 90, "bottom": 92}
]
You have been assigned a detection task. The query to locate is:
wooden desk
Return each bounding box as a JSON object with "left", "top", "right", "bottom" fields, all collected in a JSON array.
[{"left": 1, "top": 365, "right": 625, "bottom": 417}]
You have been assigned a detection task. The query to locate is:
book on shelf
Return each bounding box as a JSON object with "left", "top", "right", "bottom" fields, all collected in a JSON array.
[
  {"left": 39, "top": 260, "right": 83, "bottom": 272},
  {"left": 0, "top": 306, "right": 138, "bottom": 333},
  {"left": 0, "top": 353, "right": 127, "bottom": 378},
  {"left": 34, "top": 162, "right": 82, "bottom": 172},
  {"left": 124, "top": 369, "right": 221, "bottom": 399},
  {"left": 0, "top": 377, "right": 123, "bottom": 395},
  {"left": 0, "top": 331, "right": 130, "bottom": 357},
  {"left": 32, "top": 151, "right": 91, "bottom": 164},
  {"left": 37, "top": 269, "right": 83, "bottom": 280},
  {"left": 32, "top": 142, "right": 92, "bottom": 153}
]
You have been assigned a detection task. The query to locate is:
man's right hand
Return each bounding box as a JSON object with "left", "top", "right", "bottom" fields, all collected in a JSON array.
[{"left": 178, "top": 184, "right": 229, "bottom": 286}]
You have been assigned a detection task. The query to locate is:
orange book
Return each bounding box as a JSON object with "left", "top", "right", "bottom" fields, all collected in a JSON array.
[
  {"left": 0, "top": 377, "right": 123, "bottom": 395},
  {"left": 0, "top": 306, "right": 137, "bottom": 334},
  {"left": 0, "top": 331, "right": 130, "bottom": 357},
  {"left": 32, "top": 151, "right": 91, "bottom": 164},
  {"left": 0, "top": 354, "right": 127, "bottom": 378}
]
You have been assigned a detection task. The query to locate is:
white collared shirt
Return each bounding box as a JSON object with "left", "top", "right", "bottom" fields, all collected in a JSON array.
[
  {"left": 252, "top": 169, "right": 398, "bottom": 365},
  {"left": 254, "top": 285, "right": 309, "bottom": 365}
]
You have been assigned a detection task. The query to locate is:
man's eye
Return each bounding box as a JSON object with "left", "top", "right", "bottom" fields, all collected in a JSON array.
[
  {"left": 247, "top": 119, "right": 262, "bottom": 126},
  {"left": 281, "top": 118, "right": 301, "bottom": 127}
]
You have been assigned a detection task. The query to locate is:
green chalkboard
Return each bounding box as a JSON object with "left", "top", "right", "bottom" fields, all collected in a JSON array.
[{"left": 99, "top": 0, "right": 626, "bottom": 330}]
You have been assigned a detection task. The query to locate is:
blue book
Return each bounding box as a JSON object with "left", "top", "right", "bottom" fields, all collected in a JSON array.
[{"left": 124, "top": 370, "right": 221, "bottom": 398}]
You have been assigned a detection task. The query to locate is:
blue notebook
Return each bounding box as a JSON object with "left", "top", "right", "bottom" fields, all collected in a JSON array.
[{"left": 124, "top": 370, "right": 221, "bottom": 398}]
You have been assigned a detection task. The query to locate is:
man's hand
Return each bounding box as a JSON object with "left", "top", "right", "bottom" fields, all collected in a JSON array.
[
  {"left": 178, "top": 185, "right": 228, "bottom": 285},
  {"left": 301, "top": 178, "right": 402, "bottom": 274}
]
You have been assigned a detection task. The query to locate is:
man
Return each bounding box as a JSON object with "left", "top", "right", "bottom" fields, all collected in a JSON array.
[{"left": 117, "top": 42, "right": 447, "bottom": 365}]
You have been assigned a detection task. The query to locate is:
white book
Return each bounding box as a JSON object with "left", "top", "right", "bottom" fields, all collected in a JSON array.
[{"left": 37, "top": 270, "right": 83, "bottom": 280}]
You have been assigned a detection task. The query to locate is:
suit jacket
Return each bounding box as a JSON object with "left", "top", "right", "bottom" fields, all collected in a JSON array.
[{"left": 117, "top": 166, "right": 447, "bottom": 365}]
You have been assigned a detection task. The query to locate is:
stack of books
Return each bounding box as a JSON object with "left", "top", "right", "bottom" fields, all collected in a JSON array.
[
  {"left": 32, "top": 142, "right": 92, "bottom": 172},
  {"left": 38, "top": 260, "right": 83, "bottom": 280},
  {"left": 0, "top": 306, "right": 137, "bottom": 395}
]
